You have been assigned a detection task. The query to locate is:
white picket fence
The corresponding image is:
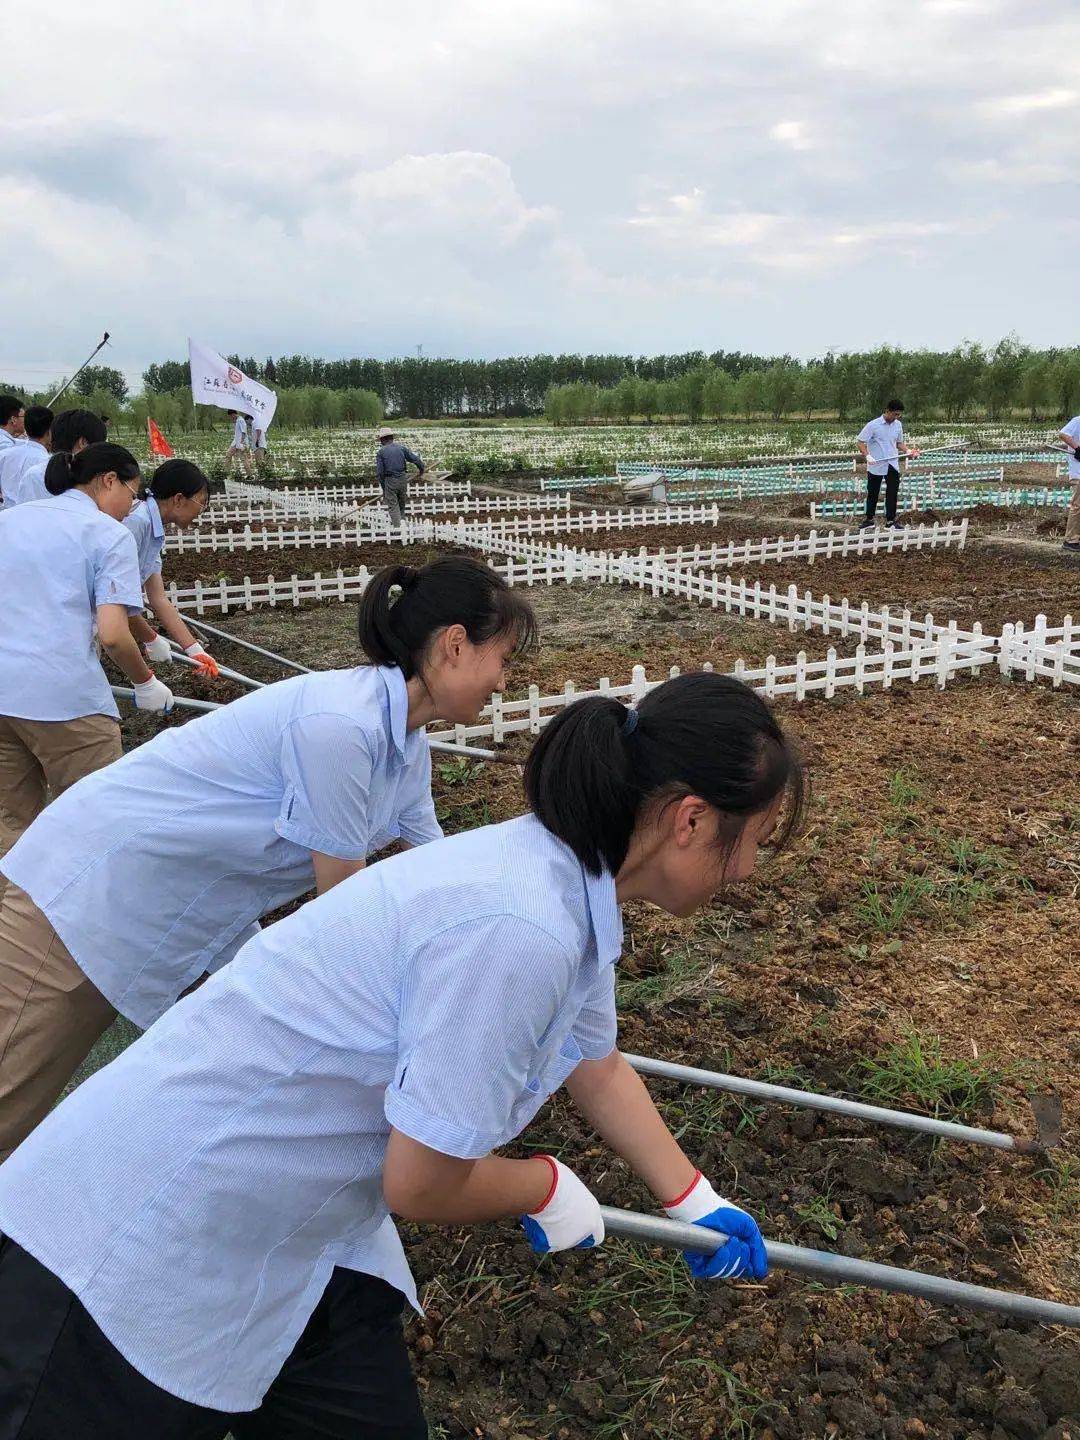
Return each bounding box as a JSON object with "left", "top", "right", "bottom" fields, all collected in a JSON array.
[
  {"left": 430, "top": 641, "right": 1001, "bottom": 746},
  {"left": 998, "top": 617, "right": 1079, "bottom": 687}
]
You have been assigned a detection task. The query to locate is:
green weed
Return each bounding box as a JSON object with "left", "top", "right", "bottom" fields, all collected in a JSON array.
[
  {"left": 435, "top": 757, "right": 485, "bottom": 787},
  {"left": 853, "top": 1030, "right": 1006, "bottom": 1121},
  {"left": 853, "top": 874, "right": 933, "bottom": 934},
  {"left": 795, "top": 1193, "right": 846, "bottom": 1242}
]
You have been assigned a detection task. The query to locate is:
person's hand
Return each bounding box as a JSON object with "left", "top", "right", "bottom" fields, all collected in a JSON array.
[
  {"left": 184, "top": 642, "right": 220, "bottom": 679},
  {"left": 907, "top": 447, "right": 921, "bottom": 459},
  {"left": 663, "top": 1172, "right": 768, "bottom": 1281},
  {"left": 132, "top": 674, "right": 174, "bottom": 713},
  {"left": 143, "top": 633, "right": 173, "bottom": 665},
  {"left": 520, "top": 1157, "right": 604, "bottom": 1254}
]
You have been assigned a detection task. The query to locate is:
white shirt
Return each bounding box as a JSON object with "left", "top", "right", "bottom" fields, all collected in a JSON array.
[
  {"left": 231, "top": 416, "right": 249, "bottom": 448},
  {"left": 2, "top": 665, "right": 443, "bottom": 1027},
  {"left": 0, "top": 430, "right": 18, "bottom": 452},
  {"left": 0, "top": 438, "right": 47, "bottom": 507},
  {"left": 122, "top": 494, "right": 166, "bottom": 582},
  {"left": 0, "top": 814, "right": 621, "bottom": 1412},
  {"left": 1061, "top": 416, "right": 1080, "bottom": 480},
  {"left": 857, "top": 415, "right": 905, "bottom": 476},
  {"left": 0, "top": 490, "right": 143, "bottom": 722}
]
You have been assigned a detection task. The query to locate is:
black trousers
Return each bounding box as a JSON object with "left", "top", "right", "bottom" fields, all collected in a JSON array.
[
  {"left": 865, "top": 464, "right": 900, "bottom": 522},
  {"left": 0, "top": 1238, "right": 428, "bottom": 1440}
]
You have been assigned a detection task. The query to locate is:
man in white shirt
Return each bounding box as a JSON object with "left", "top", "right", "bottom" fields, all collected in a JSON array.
[
  {"left": 856, "top": 400, "right": 919, "bottom": 530},
  {"left": 1058, "top": 415, "right": 1080, "bottom": 552},
  {"left": 226, "top": 409, "right": 254, "bottom": 476},
  {"left": 0, "top": 396, "right": 26, "bottom": 461},
  {"left": 0, "top": 405, "right": 51, "bottom": 507}
]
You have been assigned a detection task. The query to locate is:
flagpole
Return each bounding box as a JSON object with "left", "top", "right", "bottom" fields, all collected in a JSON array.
[{"left": 48, "top": 331, "right": 112, "bottom": 406}]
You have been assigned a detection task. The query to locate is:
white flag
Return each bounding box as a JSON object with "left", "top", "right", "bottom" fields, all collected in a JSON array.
[{"left": 188, "top": 339, "right": 278, "bottom": 432}]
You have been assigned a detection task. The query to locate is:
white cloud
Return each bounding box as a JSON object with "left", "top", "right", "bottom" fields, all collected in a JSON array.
[
  {"left": 981, "top": 87, "right": 1080, "bottom": 117},
  {"left": 770, "top": 120, "right": 812, "bottom": 151},
  {"left": 2, "top": 0, "right": 1079, "bottom": 372}
]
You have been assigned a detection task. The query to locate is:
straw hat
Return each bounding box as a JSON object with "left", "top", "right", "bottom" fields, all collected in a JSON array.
[{"left": 377, "top": 426, "right": 395, "bottom": 440}]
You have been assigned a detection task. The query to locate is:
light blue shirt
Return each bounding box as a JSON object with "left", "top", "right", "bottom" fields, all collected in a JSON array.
[
  {"left": 122, "top": 493, "right": 165, "bottom": 581},
  {"left": 0, "top": 430, "right": 17, "bottom": 451},
  {"left": 0, "top": 813, "right": 621, "bottom": 1411},
  {"left": 1, "top": 665, "right": 443, "bottom": 1027},
  {"left": 0, "top": 438, "right": 47, "bottom": 507},
  {"left": 2, "top": 455, "right": 48, "bottom": 506},
  {"left": 1061, "top": 416, "right": 1080, "bottom": 480},
  {"left": 0, "top": 490, "right": 143, "bottom": 722},
  {"left": 857, "top": 415, "right": 905, "bottom": 476}
]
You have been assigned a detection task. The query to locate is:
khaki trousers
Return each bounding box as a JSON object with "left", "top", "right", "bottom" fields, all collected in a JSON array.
[
  {"left": 0, "top": 882, "right": 116, "bottom": 1160},
  {"left": 1066, "top": 479, "right": 1080, "bottom": 543},
  {"left": 0, "top": 712, "right": 122, "bottom": 903}
]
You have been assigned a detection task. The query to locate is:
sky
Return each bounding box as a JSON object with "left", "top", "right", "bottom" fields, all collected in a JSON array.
[{"left": 2, "top": 0, "right": 1078, "bottom": 392}]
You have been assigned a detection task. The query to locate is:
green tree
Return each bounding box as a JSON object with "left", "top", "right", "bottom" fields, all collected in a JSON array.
[
  {"left": 982, "top": 335, "right": 1026, "bottom": 420},
  {"left": 702, "top": 367, "right": 734, "bottom": 420}
]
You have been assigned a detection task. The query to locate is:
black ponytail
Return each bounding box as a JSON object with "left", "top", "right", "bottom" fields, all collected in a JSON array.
[
  {"left": 45, "top": 441, "right": 140, "bottom": 496},
  {"left": 524, "top": 672, "right": 805, "bottom": 876},
  {"left": 149, "top": 458, "right": 210, "bottom": 502},
  {"left": 357, "top": 555, "right": 537, "bottom": 679},
  {"left": 48, "top": 408, "right": 107, "bottom": 455}
]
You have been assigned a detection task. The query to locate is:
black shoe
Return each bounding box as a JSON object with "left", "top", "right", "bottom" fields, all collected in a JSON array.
[
  {"left": 859, "top": 518, "right": 876, "bottom": 530},
  {"left": 1064, "top": 541, "right": 1080, "bottom": 552},
  {"left": 886, "top": 519, "right": 903, "bottom": 530}
]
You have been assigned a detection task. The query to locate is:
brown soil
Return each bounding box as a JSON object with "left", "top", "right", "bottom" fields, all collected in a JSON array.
[{"left": 94, "top": 512, "right": 1080, "bottom": 1440}]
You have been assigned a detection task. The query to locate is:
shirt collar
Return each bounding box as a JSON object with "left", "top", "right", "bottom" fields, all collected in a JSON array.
[
  {"left": 378, "top": 666, "right": 410, "bottom": 761},
  {"left": 25, "top": 439, "right": 47, "bottom": 458},
  {"left": 144, "top": 494, "right": 165, "bottom": 539},
  {"left": 584, "top": 864, "right": 623, "bottom": 968},
  {"left": 59, "top": 487, "right": 98, "bottom": 512}
]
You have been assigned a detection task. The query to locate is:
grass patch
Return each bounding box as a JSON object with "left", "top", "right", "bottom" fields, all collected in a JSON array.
[
  {"left": 852, "top": 1029, "right": 1007, "bottom": 1122},
  {"left": 795, "top": 1192, "right": 846, "bottom": 1242},
  {"left": 853, "top": 874, "right": 934, "bottom": 934}
]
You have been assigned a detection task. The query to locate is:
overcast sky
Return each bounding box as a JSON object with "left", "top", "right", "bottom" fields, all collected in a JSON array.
[{"left": 3, "top": 0, "right": 1077, "bottom": 391}]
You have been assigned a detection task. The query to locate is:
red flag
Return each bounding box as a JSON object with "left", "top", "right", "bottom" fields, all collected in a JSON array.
[{"left": 147, "top": 416, "right": 174, "bottom": 458}]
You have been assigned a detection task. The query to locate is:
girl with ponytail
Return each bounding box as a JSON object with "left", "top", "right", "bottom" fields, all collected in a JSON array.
[
  {"left": 0, "top": 441, "right": 174, "bottom": 900},
  {"left": 0, "top": 553, "right": 537, "bottom": 1161},
  {"left": 0, "top": 671, "right": 804, "bottom": 1437},
  {"left": 122, "top": 459, "right": 221, "bottom": 679}
]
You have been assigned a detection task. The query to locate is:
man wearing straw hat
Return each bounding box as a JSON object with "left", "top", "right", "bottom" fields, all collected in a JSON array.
[{"left": 375, "top": 427, "right": 425, "bottom": 526}]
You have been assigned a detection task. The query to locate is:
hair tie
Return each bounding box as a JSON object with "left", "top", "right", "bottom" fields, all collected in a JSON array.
[{"left": 622, "top": 707, "right": 639, "bottom": 737}]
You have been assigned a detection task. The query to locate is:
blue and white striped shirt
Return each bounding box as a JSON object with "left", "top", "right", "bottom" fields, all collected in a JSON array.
[
  {"left": 122, "top": 493, "right": 165, "bottom": 582},
  {"left": 1, "top": 665, "right": 442, "bottom": 1027},
  {"left": 0, "top": 438, "right": 47, "bottom": 507},
  {"left": 0, "top": 813, "right": 622, "bottom": 1411}
]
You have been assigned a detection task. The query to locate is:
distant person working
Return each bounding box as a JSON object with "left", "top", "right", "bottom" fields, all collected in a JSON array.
[
  {"left": 226, "top": 410, "right": 254, "bottom": 476},
  {"left": 856, "top": 400, "right": 920, "bottom": 530},
  {"left": 375, "top": 426, "right": 425, "bottom": 525},
  {"left": 1058, "top": 414, "right": 1080, "bottom": 553}
]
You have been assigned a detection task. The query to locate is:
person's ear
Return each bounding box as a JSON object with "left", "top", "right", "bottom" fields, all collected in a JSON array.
[
  {"left": 442, "top": 622, "right": 467, "bottom": 659},
  {"left": 672, "top": 795, "right": 709, "bottom": 848}
]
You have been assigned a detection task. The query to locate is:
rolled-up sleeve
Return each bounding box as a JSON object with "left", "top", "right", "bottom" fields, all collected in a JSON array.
[
  {"left": 570, "top": 964, "right": 617, "bottom": 1060},
  {"left": 275, "top": 713, "right": 376, "bottom": 859},
  {"left": 384, "top": 915, "right": 575, "bottom": 1158},
  {"left": 96, "top": 529, "right": 146, "bottom": 615},
  {"left": 397, "top": 742, "right": 442, "bottom": 847}
]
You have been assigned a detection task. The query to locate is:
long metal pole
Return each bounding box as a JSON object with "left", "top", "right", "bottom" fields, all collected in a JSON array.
[
  {"left": 168, "top": 647, "right": 266, "bottom": 690},
  {"left": 47, "top": 332, "right": 111, "bottom": 406},
  {"left": 111, "top": 685, "right": 497, "bottom": 759},
  {"left": 624, "top": 1053, "right": 1045, "bottom": 1154},
  {"left": 174, "top": 613, "right": 313, "bottom": 673},
  {"left": 600, "top": 1208, "right": 1080, "bottom": 1327}
]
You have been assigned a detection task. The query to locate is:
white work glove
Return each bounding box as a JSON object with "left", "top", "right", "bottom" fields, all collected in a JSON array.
[
  {"left": 520, "top": 1157, "right": 604, "bottom": 1254},
  {"left": 663, "top": 1172, "right": 768, "bottom": 1281},
  {"left": 132, "top": 674, "right": 174, "bottom": 713},
  {"left": 143, "top": 632, "right": 173, "bottom": 665}
]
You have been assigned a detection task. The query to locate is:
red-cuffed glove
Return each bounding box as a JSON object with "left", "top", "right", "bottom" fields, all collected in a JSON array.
[{"left": 184, "top": 642, "right": 220, "bottom": 679}]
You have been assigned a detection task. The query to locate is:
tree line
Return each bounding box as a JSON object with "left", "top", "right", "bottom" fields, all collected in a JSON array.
[{"left": 8, "top": 338, "right": 1079, "bottom": 428}]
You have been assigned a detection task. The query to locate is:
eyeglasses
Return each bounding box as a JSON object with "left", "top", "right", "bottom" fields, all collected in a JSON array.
[{"left": 122, "top": 477, "right": 143, "bottom": 496}]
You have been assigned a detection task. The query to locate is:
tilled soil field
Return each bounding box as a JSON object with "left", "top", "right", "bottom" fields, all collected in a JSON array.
[{"left": 93, "top": 494, "right": 1079, "bottom": 1439}]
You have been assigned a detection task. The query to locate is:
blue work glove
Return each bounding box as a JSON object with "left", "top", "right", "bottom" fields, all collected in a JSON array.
[
  {"left": 520, "top": 1156, "right": 605, "bottom": 1254},
  {"left": 663, "top": 1171, "right": 769, "bottom": 1281}
]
